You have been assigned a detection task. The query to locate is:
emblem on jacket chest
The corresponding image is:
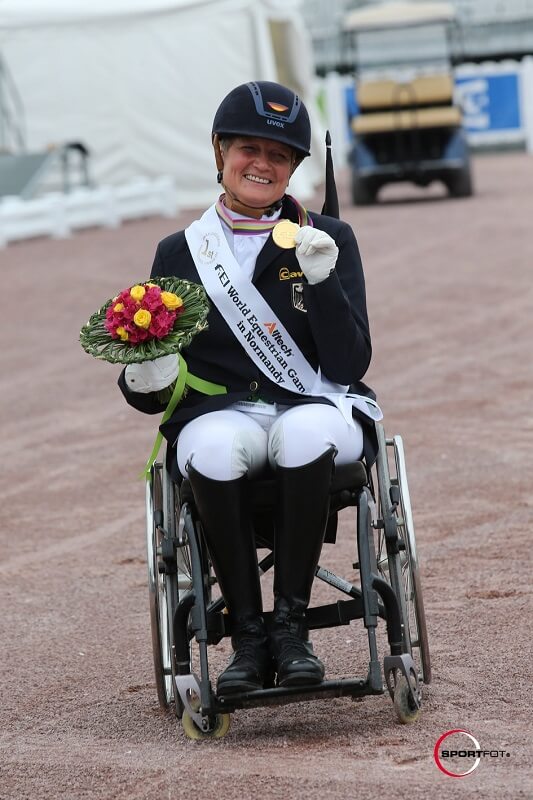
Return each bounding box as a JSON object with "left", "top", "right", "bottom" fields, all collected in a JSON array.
[
  {"left": 278, "top": 267, "right": 306, "bottom": 312},
  {"left": 291, "top": 282, "right": 306, "bottom": 313}
]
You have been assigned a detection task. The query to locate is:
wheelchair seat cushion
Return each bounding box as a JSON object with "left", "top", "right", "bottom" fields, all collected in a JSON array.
[{"left": 178, "top": 460, "right": 367, "bottom": 511}]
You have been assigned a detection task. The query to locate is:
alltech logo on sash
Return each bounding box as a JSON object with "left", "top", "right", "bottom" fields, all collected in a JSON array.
[
  {"left": 210, "top": 260, "right": 302, "bottom": 389},
  {"left": 434, "top": 729, "right": 511, "bottom": 778}
]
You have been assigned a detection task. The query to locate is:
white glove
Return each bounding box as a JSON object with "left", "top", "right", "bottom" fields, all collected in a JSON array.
[
  {"left": 294, "top": 226, "right": 338, "bottom": 285},
  {"left": 124, "top": 354, "right": 179, "bottom": 394}
]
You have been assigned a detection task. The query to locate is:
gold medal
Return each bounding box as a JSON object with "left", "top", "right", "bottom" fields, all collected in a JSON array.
[{"left": 272, "top": 219, "right": 300, "bottom": 249}]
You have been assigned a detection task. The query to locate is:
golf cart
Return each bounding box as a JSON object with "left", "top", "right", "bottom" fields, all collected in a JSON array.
[{"left": 343, "top": 1, "right": 473, "bottom": 204}]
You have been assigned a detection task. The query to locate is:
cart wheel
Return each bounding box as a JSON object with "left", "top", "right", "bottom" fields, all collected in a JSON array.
[
  {"left": 351, "top": 170, "right": 377, "bottom": 205},
  {"left": 446, "top": 164, "right": 473, "bottom": 198},
  {"left": 182, "top": 711, "right": 231, "bottom": 740},
  {"left": 393, "top": 675, "right": 421, "bottom": 724}
]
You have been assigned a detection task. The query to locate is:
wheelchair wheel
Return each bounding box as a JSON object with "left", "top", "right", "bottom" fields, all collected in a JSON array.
[
  {"left": 393, "top": 673, "right": 421, "bottom": 725},
  {"left": 146, "top": 463, "right": 194, "bottom": 715},
  {"left": 374, "top": 426, "right": 431, "bottom": 684},
  {"left": 182, "top": 710, "right": 231, "bottom": 740},
  {"left": 146, "top": 464, "right": 174, "bottom": 708}
]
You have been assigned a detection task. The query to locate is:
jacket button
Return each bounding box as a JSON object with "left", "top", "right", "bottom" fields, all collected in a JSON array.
[{"left": 249, "top": 380, "right": 259, "bottom": 392}]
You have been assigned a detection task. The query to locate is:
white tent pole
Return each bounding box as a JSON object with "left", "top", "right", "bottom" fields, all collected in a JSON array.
[
  {"left": 324, "top": 71, "right": 350, "bottom": 168},
  {"left": 521, "top": 56, "right": 533, "bottom": 154},
  {"left": 250, "top": 2, "right": 278, "bottom": 79}
]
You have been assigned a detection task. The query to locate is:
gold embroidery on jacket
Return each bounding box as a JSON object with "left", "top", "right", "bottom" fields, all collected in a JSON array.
[{"left": 279, "top": 267, "right": 303, "bottom": 281}]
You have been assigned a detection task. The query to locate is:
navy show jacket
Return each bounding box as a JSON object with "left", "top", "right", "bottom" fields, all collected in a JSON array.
[{"left": 118, "top": 196, "right": 377, "bottom": 462}]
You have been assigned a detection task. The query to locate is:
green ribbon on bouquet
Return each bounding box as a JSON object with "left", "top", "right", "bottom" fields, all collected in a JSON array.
[{"left": 141, "top": 354, "right": 227, "bottom": 480}]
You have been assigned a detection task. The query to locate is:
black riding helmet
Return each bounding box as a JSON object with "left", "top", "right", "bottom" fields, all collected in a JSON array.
[{"left": 212, "top": 81, "right": 311, "bottom": 159}]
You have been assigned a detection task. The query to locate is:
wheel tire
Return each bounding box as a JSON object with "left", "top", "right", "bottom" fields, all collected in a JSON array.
[
  {"left": 182, "top": 711, "right": 231, "bottom": 740},
  {"left": 164, "top": 475, "right": 195, "bottom": 720},
  {"left": 147, "top": 464, "right": 195, "bottom": 717},
  {"left": 146, "top": 464, "right": 175, "bottom": 709},
  {"left": 446, "top": 164, "right": 473, "bottom": 198},
  {"left": 393, "top": 674, "right": 421, "bottom": 724},
  {"left": 374, "top": 426, "right": 431, "bottom": 685},
  {"left": 351, "top": 171, "right": 376, "bottom": 205},
  {"left": 392, "top": 435, "right": 432, "bottom": 685}
]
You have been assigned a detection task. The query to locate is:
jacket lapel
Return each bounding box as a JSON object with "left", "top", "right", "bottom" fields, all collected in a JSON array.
[{"left": 252, "top": 236, "right": 283, "bottom": 283}]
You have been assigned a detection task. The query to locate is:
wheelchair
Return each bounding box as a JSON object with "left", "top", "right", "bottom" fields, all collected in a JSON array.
[{"left": 145, "top": 421, "right": 431, "bottom": 739}]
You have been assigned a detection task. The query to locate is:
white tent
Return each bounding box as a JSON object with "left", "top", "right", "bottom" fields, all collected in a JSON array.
[{"left": 0, "top": 0, "right": 324, "bottom": 206}]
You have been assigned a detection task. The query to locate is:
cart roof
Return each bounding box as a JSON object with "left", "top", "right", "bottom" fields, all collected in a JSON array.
[{"left": 343, "top": 1, "right": 456, "bottom": 32}]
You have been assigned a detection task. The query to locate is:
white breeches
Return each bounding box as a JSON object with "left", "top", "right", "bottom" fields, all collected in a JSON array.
[{"left": 176, "top": 402, "right": 364, "bottom": 480}]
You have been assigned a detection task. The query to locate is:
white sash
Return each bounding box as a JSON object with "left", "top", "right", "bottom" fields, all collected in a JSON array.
[{"left": 185, "top": 204, "right": 382, "bottom": 424}]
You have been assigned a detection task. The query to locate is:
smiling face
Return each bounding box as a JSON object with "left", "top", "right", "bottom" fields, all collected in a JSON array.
[{"left": 220, "top": 136, "right": 295, "bottom": 210}]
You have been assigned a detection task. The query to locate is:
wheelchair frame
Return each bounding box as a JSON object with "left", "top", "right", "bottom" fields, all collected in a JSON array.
[{"left": 146, "top": 421, "right": 431, "bottom": 739}]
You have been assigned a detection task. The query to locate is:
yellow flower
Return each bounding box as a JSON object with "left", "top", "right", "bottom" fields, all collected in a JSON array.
[
  {"left": 130, "top": 284, "right": 146, "bottom": 302},
  {"left": 133, "top": 309, "right": 152, "bottom": 329},
  {"left": 161, "top": 291, "right": 183, "bottom": 310},
  {"left": 113, "top": 302, "right": 124, "bottom": 312},
  {"left": 116, "top": 326, "right": 129, "bottom": 341}
]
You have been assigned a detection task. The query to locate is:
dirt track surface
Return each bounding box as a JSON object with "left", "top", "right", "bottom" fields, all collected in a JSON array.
[{"left": 1, "top": 153, "right": 532, "bottom": 799}]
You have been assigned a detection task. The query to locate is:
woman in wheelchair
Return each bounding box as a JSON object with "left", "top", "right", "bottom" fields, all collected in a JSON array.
[{"left": 118, "top": 81, "right": 381, "bottom": 697}]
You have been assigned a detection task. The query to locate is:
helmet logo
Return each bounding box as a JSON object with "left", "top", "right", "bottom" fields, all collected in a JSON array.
[{"left": 267, "top": 101, "right": 289, "bottom": 113}]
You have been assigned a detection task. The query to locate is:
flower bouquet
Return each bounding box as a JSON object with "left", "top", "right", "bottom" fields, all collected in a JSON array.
[{"left": 80, "top": 276, "right": 210, "bottom": 401}]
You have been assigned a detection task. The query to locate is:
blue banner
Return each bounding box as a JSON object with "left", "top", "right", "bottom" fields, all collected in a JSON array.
[{"left": 455, "top": 72, "right": 522, "bottom": 132}]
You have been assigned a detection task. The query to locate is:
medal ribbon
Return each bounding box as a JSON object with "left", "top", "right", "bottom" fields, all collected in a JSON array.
[
  {"left": 286, "top": 195, "right": 313, "bottom": 228},
  {"left": 215, "top": 195, "right": 313, "bottom": 235}
]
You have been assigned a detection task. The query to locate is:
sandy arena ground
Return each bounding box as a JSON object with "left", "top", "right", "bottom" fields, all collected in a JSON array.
[{"left": 1, "top": 152, "right": 532, "bottom": 799}]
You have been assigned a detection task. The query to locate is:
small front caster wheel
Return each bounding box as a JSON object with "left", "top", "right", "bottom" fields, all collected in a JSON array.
[
  {"left": 182, "top": 711, "right": 231, "bottom": 740},
  {"left": 393, "top": 675, "right": 421, "bottom": 724}
]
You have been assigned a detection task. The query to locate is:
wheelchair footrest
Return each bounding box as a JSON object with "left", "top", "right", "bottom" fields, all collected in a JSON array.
[{"left": 215, "top": 678, "right": 383, "bottom": 711}]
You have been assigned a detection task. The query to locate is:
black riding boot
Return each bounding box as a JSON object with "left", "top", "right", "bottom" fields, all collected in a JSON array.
[
  {"left": 187, "top": 466, "right": 271, "bottom": 695},
  {"left": 270, "top": 448, "right": 336, "bottom": 687}
]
